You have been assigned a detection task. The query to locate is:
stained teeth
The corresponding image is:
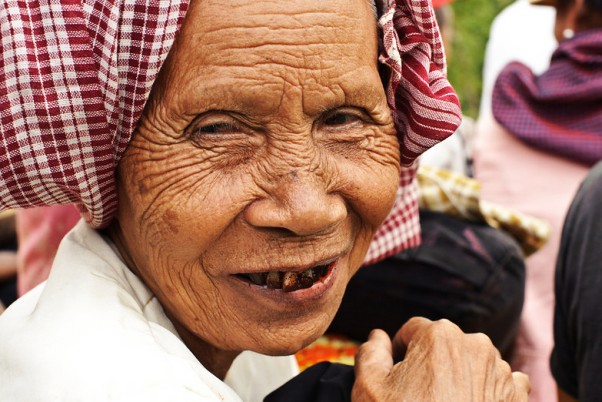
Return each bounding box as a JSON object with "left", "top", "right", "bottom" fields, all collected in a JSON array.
[
  {"left": 298, "top": 269, "right": 315, "bottom": 289},
  {"left": 282, "top": 272, "right": 299, "bottom": 292},
  {"left": 240, "top": 263, "right": 331, "bottom": 290},
  {"left": 266, "top": 271, "right": 282, "bottom": 289}
]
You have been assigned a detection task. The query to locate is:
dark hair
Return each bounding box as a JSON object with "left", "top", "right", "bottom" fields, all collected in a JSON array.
[
  {"left": 556, "top": 0, "right": 601, "bottom": 10},
  {"left": 581, "top": 0, "right": 602, "bottom": 29},
  {"left": 587, "top": 0, "right": 602, "bottom": 11},
  {"left": 557, "top": 0, "right": 602, "bottom": 29}
]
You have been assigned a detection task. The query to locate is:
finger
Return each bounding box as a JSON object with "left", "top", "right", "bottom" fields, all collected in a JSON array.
[
  {"left": 392, "top": 316, "right": 433, "bottom": 357},
  {"left": 354, "top": 329, "right": 394, "bottom": 383},
  {"left": 512, "top": 371, "right": 531, "bottom": 396}
]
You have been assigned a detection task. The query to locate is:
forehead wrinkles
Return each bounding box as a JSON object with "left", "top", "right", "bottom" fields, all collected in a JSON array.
[
  {"left": 187, "top": 0, "right": 376, "bottom": 69},
  {"left": 149, "top": 0, "right": 381, "bottom": 130}
]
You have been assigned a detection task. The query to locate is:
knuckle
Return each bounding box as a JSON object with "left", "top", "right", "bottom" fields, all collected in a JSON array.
[
  {"left": 429, "top": 319, "right": 454, "bottom": 335},
  {"left": 405, "top": 316, "right": 423, "bottom": 326},
  {"left": 512, "top": 371, "right": 531, "bottom": 392},
  {"left": 354, "top": 343, "right": 371, "bottom": 360},
  {"left": 496, "top": 359, "right": 512, "bottom": 376},
  {"left": 432, "top": 318, "right": 454, "bottom": 328},
  {"left": 422, "top": 319, "right": 462, "bottom": 343},
  {"left": 467, "top": 332, "right": 495, "bottom": 351},
  {"left": 470, "top": 332, "right": 493, "bottom": 345}
]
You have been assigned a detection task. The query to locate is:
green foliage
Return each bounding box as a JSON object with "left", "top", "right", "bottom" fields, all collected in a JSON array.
[{"left": 447, "top": 0, "right": 514, "bottom": 118}]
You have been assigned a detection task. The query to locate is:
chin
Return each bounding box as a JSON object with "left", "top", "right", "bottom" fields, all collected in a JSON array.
[
  {"left": 249, "top": 314, "right": 336, "bottom": 357},
  {"left": 254, "top": 334, "right": 322, "bottom": 357}
]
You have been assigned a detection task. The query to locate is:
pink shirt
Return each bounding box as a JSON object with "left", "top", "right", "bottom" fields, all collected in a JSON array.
[{"left": 474, "top": 113, "right": 589, "bottom": 402}]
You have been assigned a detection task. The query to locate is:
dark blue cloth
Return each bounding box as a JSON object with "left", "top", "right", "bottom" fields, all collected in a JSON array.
[
  {"left": 329, "top": 210, "right": 526, "bottom": 360},
  {"left": 264, "top": 362, "right": 354, "bottom": 402}
]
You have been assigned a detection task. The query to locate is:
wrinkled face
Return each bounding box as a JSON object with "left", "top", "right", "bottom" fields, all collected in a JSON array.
[{"left": 114, "top": 0, "right": 400, "bottom": 358}]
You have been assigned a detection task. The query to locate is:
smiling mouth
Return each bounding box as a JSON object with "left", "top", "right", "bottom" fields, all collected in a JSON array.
[{"left": 236, "top": 263, "right": 332, "bottom": 292}]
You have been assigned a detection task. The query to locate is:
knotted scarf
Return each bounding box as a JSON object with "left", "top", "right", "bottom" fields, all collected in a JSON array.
[
  {"left": 493, "top": 30, "right": 602, "bottom": 166},
  {"left": 0, "top": 0, "right": 461, "bottom": 265}
]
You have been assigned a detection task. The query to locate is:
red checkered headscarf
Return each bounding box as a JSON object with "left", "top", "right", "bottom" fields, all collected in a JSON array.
[{"left": 0, "top": 0, "right": 461, "bottom": 265}]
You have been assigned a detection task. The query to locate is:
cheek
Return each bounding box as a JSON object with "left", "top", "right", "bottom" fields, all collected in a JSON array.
[
  {"left": 338, "top": 136, "right": 400, "bottom": 227},
  {"left": 118, "top": 145, "right": 251, "bottom": 269},
  {"left": 333, "top": 135, "right": 400, "bottom": 273},
  {"left": 116, "top": 148, "right": 253, "bottom": 329}
]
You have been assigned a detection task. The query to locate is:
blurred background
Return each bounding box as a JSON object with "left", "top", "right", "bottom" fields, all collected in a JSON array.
[{"left": 448, "top": 0, "right": 514, "bottom": 118}]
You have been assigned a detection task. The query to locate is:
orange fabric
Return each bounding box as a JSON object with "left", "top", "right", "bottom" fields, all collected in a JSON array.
[{"left": 295, "top": 334, "right": 359, "bottom": 372}]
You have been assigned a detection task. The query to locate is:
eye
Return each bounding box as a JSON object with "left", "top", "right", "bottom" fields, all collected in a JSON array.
[
  {"left": 196, "top": 122, "right": 239, "bottom": 135},
  {"left": 186, "top": 113, "right": 252, "bottom": 140},
  {"left": 323, "top": 112, "right": 361, "bottom": 127}
]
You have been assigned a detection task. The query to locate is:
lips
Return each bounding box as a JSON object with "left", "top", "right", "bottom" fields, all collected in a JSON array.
[{"left": 237, "top": 263, "right": 331, "bottom": 292}]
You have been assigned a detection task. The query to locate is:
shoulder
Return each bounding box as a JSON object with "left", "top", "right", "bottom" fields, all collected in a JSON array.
[
  {"left": 575, "top": 161, "right": 602, "bottom": 201},
  {"left": 560, "top": 161, "right": 602, "bottom": 246},
  {"left": 552, "top": 162, "right": 602, "bottom": 398},
  {"left": 0, "top": 222, "right": 241, "bottom": 401}
]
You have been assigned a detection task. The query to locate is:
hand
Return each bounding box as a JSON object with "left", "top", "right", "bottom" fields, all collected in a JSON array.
[{"left": 352, "top": 317, "right": 530, "bottom": 401}]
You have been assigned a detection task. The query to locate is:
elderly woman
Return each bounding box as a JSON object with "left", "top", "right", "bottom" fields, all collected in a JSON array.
[{"left": 0, "top": 0, "right": 529, "bottom": 400}]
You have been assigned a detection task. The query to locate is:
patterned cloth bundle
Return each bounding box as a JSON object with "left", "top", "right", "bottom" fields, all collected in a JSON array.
[{"left": 417, "top": 165, "right": 551, "bottom": 256}]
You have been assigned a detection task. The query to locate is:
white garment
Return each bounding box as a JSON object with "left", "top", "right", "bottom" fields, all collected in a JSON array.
[
  {"left": 479, "top": 0, "right": 557, "bottom": 118},
  {"left": 0, "top": 221, "right": 298, "bottom": 401}
]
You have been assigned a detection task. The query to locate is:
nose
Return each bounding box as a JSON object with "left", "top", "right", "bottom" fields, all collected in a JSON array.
[{"left": 244, "top": 171, "right": 347, "bottom": 237}]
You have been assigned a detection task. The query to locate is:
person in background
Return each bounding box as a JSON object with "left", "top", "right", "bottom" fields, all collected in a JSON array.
[
  {"left": 479, "top": 0, "right": 557, "bottom": 119},
  {"left": 473, "top": 0, "right": 602, "bottom": 398},
  {"left": 419, "top": 0, "right": 476, "bottom": 176},
  {"left": 552, "top": 161, "right": 602, "bottom": 402}
]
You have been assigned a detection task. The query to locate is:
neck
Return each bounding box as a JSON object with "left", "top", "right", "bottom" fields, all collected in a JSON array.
[{"left": 168, "top": 312, "right": 241, "bottom": 380}]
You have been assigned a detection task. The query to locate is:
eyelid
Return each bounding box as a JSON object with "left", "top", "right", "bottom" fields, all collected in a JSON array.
[
  {"left": 321, "top": 107, "right": 374, "bottom": 125},
  {"left": 185, "top": 111, "right": 255, "bottom": 138}
]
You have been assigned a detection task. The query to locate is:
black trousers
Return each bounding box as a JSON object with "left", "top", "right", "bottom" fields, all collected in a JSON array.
[{"left": 329, "top": 210, "right": 526, "bottom": 359}]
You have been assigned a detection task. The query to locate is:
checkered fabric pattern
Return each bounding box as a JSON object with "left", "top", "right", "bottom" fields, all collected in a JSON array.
[
  {"left": 0, "top": 0, "right": 187, "bottom": 227},
  {"left": 364, "top": 0, "right": 462, "bottom": 264},
  {"left": 0, "top": 0, "right": 460, "bottom": 264},
  {"left": 493, "top": 30, "right": 602, "bottom": 166}
]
